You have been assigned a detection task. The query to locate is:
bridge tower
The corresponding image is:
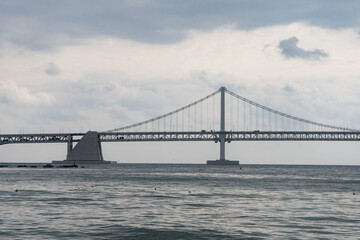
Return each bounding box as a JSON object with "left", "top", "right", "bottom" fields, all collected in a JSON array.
[{"left": 207, "top": 87, "right": 239, "bottom": 165}]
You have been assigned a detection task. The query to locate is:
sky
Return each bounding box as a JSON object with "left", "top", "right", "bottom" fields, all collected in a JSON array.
[{"left": 1, "top": 0, "right": 360, "bottom": 164}]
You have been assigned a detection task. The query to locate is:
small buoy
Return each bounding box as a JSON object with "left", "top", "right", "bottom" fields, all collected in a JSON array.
[
  {"left": 15, "top": 189, "right": 18, "bottom": 192},
  {"left": 155, "top": 188, "right": 157, "bottom": 190},
  {"left": 240, "top": 167, "right": 242, "bottom": 170}
]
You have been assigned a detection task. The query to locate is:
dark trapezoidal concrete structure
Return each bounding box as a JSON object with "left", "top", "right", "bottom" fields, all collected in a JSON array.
[{"left": 53, "top": 131, "right": 114, "bottom": 164}]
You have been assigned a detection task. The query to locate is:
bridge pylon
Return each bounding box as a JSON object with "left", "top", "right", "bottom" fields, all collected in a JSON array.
[{"left": 207, "top": 87, "right": 239, "bottom": 165}]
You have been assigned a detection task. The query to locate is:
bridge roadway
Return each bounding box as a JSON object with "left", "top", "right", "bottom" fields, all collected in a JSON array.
[
  {"left": 0, "top": 133, "right": 84, "bottom": 145},
  {"left": 1, "top": 131, "right": 360, "bottom": 145}
]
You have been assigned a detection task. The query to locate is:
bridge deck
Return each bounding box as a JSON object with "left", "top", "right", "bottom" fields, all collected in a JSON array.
[
  {"left": 0, "top": 133, "right": 84, "bottom": 145},
  {"left": 2, "top": 131, "right": 360, "bottom": 145},
  {"left": 100, "top": 131, "right": 360, "bottom": 142}
]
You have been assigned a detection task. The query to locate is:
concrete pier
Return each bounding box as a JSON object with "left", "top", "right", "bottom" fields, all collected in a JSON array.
[
  {"left": 53, "top": 131, "right": 114, "bottom": 164},
  {"left": 207, "top": 160, "right": 239, "bottom": 165}
]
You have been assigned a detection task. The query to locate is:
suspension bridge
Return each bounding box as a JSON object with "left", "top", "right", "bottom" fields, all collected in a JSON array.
[{"left": 1, "top": 87, "right": 359, "bottom": 165}]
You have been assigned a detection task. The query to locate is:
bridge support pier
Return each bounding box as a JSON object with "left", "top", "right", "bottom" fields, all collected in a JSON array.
[
  {"left": 66, "top": 135, "right": 73, "bottom": 158},
  {"left": 207, "top": 87, "right": 239, "bottom": 165},
  {"left": 220, "top": 133, "right": 226, "bottom": 161},
  {"left": 207, "top": 135, "right": 239, "bottom": 165},
  {"left": 53, "top": 131, "right": 114, "bottom": 164}
]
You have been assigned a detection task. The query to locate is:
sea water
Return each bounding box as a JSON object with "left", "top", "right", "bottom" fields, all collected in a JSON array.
[{"left": 0, "top": 164, "right": 359, "bottom": 239}]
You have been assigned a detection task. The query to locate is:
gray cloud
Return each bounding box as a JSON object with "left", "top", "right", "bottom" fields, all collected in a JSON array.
[
  {"left": 1, "top": 0, "right": 360, "bottom": 50},
  {"left": 0, "top": 96, "right": 9, "bottom": 103},
  {"left": 278, "top": 37, "right": 328, "bottom": 60},
  {"left": 45, "top": 62, "right": 60, "bottom": 76},
  {"left": 282, "top": 84, "right": 296, "bottom": 95}
]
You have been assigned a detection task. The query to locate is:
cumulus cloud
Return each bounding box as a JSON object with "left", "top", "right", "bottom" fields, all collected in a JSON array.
[
  {"left": 0, "top": 80, "right": 55, "bottom": 105},
  {"left": 278, "top": 37, "right": 328, "bottom": 60},
  {"left": 45, "top": 62, "right": 60, "bottom": 75}
]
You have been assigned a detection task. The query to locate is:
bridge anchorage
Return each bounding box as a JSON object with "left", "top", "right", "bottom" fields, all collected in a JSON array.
[{"left": 1, "top": 86, "right": 359, "bottom": 165}]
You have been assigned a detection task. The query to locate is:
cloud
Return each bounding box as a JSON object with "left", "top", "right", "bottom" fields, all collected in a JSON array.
[
  {"left": 282, "top": 84, "right": 296, "bottom": 95},
  {"left": 278, "top": 37, "right": 328, "bottom": 60},
  {"left": 0, "top": 80, "right": 55, "bottom": 105},
  {"left": 45, "top": 62, "right": 60, "bottom": 75},
  {"left": 1, "top": 1, "right": 360, "bottom": 50},
  {"left": 0, "top": 96, "right": 9, "bottom": 103},
  {"left": 2, "top": 23, "right": 359, "bottom": 130}
]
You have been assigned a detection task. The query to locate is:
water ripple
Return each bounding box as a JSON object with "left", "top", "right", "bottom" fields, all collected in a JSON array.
[{"left": 1, "top": 164, "right": 360, "bottom": 239}]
